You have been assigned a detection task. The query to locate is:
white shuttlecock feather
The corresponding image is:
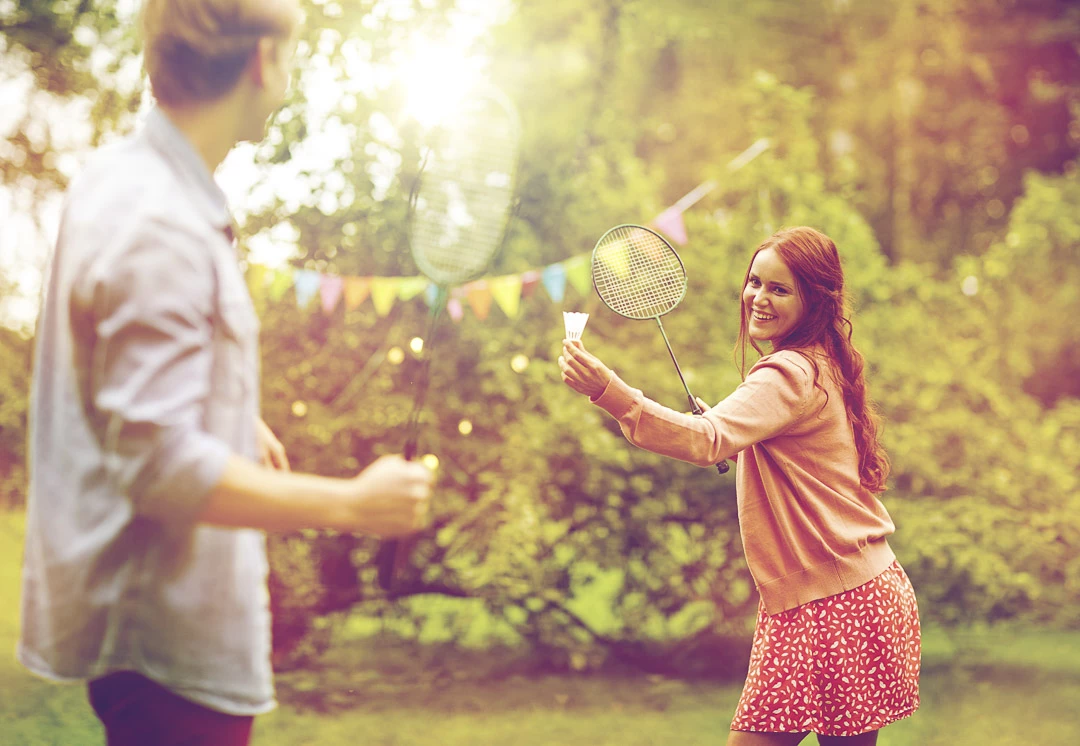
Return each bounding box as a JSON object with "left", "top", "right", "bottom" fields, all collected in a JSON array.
[{"left": 563, "top": 312, "right": 589, "bottom": 341}]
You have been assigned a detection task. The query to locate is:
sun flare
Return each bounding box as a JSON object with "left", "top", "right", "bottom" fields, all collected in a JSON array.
[{"left": 398, "top": 39, "right": 486, "bottom": 128}]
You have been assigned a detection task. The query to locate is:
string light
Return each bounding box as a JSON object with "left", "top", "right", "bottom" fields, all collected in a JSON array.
[
  {"left": 511, "top": 354, "right": 529, "bottom": 373},
  {"left": 458, "top": 419, "right": 473, "bottom": 435},
  {"left": 410, "top": 337, "right": 424, "bottom": 354},
  {"left": 291, "top": 401, "right": 308, "bottom": 417},
  {"left": 961, "top": 276, "right": 979, "bottom": 297},
  {"left": 387, "top": 346, "right": 405, "bottom": 364},
  {"left": 421, "top": 454, "right": 440, "bottom": 470}
]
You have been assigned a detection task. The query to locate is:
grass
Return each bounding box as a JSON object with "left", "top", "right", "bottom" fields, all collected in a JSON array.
[{"left": 3, "top": 511, "right": 1079, "bottom": 745}]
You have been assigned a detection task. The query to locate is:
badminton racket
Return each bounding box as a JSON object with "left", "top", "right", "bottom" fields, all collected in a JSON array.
[
  {"left": 376, "top": 85, "right": 521, "bottom": 591},
  {"left": 591, "top": 224, "right": 729, "bottom": 475}
]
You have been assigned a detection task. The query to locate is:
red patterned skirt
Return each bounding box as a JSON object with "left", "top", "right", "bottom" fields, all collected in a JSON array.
[{"left": 730, "top": 560, "right": 921, "bottom": 736}]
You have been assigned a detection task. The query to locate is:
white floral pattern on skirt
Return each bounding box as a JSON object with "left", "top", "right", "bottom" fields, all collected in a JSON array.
[{"left": 731, "top": 561, "right": 921, "bottom": 736}]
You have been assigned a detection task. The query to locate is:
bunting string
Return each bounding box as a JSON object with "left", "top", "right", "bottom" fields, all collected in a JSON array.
[{"left": 248, "top": 139, "right": 770, "bottom": 322}]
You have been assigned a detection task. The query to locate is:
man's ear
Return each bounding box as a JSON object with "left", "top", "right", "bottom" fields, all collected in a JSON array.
[{"left": 249, "top": 37, "right": 276, "bottom": 89}]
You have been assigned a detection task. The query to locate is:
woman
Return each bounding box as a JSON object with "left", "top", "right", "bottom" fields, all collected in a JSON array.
[{"left": 559, "top": 227, "right": 919, "bottom": 745}]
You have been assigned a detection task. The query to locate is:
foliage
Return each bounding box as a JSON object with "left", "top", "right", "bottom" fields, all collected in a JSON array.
[
  {"left": 0, "top": 326, "right": 30, "bottom": 509},
  {"left": 3, "top": 513, "right": 1080, "bottom": 746},
  {"left": 1, "top": 0, "right": 1078, "bottom": 668},
  {"left": 878, "top": 169, "right": 1080, "bottom": 626},
  {"left": 0, "top": 0, "right": 142, "bottom": 193}
]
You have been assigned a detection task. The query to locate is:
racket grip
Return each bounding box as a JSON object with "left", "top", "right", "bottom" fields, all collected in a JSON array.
[
  {"left": 378, "top": 439, "right": 419, "bottom": 591},
  {"left": 376, "top": 539, "right": 398, "bottom": 591}
]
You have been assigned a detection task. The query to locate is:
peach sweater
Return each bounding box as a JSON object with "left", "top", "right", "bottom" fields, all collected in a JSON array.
[{"left": 591, "top": 347, "right": 897, "bottom": 614}]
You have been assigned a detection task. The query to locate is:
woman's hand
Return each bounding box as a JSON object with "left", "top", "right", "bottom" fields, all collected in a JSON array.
[{"left": 559, "top": 339, "right": 614, "bottom": 399}]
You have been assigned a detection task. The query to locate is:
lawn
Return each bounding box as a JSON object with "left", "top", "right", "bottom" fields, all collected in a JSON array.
[{"left": 3, "top": 512, "right": 1078, "bottom": 746}]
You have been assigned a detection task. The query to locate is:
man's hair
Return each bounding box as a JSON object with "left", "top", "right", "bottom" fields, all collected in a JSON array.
[{"left": 141, "top": 0, "right": 300, "bottom": 105}]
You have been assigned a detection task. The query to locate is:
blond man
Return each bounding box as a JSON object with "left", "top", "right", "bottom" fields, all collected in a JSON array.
[{"left": 19, "top": 2, "right": 432, "bottom": 743}]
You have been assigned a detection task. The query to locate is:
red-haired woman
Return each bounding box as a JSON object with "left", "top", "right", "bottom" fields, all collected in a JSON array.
[{"left": 559, "top": 227, "right": 920, "bottom": 745}]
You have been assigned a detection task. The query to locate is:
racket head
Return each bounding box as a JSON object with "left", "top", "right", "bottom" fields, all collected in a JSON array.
[
  {"left": 591, "top": 224, "right": 688, "bottom": 320},
  {"left": 409, "top": 85, "right": 520, "bottom": 285}
]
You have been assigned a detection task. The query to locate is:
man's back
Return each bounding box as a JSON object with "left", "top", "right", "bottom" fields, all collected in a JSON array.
[{"left": 20, "top": 109, "right": 275, "bottom": 715}]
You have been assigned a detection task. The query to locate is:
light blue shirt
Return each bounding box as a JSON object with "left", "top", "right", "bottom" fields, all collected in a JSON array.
[{"left": 19, "top": 108, "right": 274, "bottom": 715}]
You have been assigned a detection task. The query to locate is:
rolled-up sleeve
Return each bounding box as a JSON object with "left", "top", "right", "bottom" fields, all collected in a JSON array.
[
  {"left": 79, "top": 221, "right": 231, "bottom": 524},
  {"left": 591, "top": 351, "right": 816, "bottom": 467}
]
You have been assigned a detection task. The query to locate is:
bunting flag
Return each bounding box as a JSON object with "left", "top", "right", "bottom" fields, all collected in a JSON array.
[
  {"left": 652, "top": 205, "right": 688, "bottom": 246},
  {"left": 520, "top": 269, "right": 541, "bottom": 299},
  {"left": 293, "top": 270, "right": 321, "bottom": 309},
  {"left": 247, "top": 263, "right": 269, "bottom": 297},
  {"left": 397, "top": 276, "right": 429, "bottom": 301},
  {"left": 424, "top": 282, "right": 440, "bottom": 308},
  {"left": 370, "top": 277, "right": 399, "bottom": 317},
  {"left": 465, "top": 280, "right": 493, "bottom": 320},
  {"left": 447, "top": 296, "right": 464, "bottom": 322},
  {"left": 489, "top": 274, "right": 523, "bottom": 318},
  {"left": 344, "top": 277, "right": 371, "bottom": 309},
  {"left": 541, "top": 263, "right": 567, "bottom": 303},
  {"left": 597, "top": 242, "right": 630, "bottom": 280},
  {"left": 563, "top": 254, "right": 592, "bottom": 297},
  {"left": 320, "top": 275, "right": 344, "bottom": 315},
  {"left": 268, "top": 268, "right": 294, "bottom": 301}
]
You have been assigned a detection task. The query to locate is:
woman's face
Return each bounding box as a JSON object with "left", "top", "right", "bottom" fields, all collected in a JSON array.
[{"left": 742, "top": 247, "right": 805, "bottom": 344}]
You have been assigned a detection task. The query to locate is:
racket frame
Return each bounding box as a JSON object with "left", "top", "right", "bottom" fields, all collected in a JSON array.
[
  {"left": 590, "top": 223, "right": 729, "bottom": 475},
  {"left": 378, "top": 86, "right": 521, "bottom": 593}
]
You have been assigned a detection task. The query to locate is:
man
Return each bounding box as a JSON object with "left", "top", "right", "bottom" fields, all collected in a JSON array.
[{"left": 18, "top": 1, "right": 433, "bottom": 743}]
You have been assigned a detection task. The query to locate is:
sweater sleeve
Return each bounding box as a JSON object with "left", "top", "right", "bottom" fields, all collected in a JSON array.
[{"left": 590, "top": 351, "right": 815, "bottom": 467}]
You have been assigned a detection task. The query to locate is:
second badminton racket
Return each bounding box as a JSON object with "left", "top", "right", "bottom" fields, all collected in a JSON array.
[
  {"left": 591, "top": 223, "right": 729, "bottom": 475},
  {"left": 376, "top": 85, "right": 521, "bottom": 591}
]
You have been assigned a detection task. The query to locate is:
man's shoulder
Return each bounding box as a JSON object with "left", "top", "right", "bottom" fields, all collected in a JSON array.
[
  {"left": 66, "top": 136, "right": 186, "bottom": 226},
  {"left": 60, "top": 137, "right": 218, "bottom": 298}
]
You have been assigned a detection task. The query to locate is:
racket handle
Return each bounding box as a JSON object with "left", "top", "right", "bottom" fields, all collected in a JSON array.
[
  {"left": 376, "top": 539, "right": 399, "bottom": 591},
  {"left": 377, "top": 537, "right": 414, "bottom": 593},
  {"left": 688, "top": 396, "right": 730, "bottom": 476},
  {"left": 378, "top": 438, "right": 419, "bottom": 591}
]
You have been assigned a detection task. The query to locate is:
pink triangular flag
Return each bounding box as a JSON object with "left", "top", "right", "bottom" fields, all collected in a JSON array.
[
  {"left": 320, "top": 275, "right": 344, "bottom": 315},
  {"left": 652, "top": 206, "right": 688, "bottom": 246},
  {"left": 447, "top": 297, "right": 464, "bottom": 323}
]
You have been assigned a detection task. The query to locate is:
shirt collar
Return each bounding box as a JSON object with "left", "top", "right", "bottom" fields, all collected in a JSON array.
[{"left": 143, "top": 107, "right": 234, "bottom": 235}]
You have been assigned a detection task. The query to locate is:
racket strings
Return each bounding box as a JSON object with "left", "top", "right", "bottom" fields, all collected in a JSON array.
[
  {"left": 410, "top": 98, "right": 518, "bottom": 285},
  {"left": 593, "top": 226, "right": 687, "bottom": 319}
]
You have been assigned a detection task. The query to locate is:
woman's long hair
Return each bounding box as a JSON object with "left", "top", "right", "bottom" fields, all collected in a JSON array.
[{"left": 735, "top": 227, "right": 890, "bottom": 493}]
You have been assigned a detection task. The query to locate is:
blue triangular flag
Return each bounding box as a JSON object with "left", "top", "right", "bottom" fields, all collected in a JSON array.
[
  {"left": 294, "top": 269, "right": 321, "bottom": 310},
  {"left": 541, "top": 263, "right": 567, "bottom": 303},
  {"left": 423, "top": 282, "right": 439, "bottom": 307}
]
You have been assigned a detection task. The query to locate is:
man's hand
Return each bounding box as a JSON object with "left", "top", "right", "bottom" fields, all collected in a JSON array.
[
  {"left": 347, "top": 455, "right": 435, "bottom": 538},
  {"left": 256, "top": 417, "right": 290, "bottom": 472}
]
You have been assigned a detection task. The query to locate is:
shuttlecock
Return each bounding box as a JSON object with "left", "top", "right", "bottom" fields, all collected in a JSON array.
[{"left": 563, "top": 311, "right": 589, "bottom": 341}]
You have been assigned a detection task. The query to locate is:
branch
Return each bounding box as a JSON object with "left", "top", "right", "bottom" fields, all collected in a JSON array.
[{"left": 383, "top": 579, "right": 472, "bottom": 600}]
